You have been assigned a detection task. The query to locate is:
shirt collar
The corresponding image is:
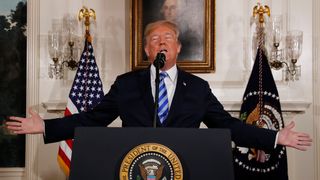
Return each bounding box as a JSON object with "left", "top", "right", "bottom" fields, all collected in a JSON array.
[{"left": 151, "top": 64, "right": 177, "bottom": 82}]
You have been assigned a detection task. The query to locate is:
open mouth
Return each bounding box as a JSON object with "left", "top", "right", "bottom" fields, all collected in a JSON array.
[{"left": 159, "top": 49, "right": 168, "bottom": 53}]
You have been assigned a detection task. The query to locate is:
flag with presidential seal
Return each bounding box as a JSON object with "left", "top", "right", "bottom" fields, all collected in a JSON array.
[{"left": 233, "top": 47, "right": 288, "bottom": 180}]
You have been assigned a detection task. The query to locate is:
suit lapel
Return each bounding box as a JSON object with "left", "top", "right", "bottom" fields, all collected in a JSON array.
[
  {"left": 138, "top": 69, "right": 155, "bottom": 121},
  {"left": 164, "top": 69, "right": 188, "bottom": 126}
]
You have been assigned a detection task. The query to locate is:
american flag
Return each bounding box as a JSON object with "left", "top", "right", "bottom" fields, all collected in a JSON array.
[{"left": 57, "top": 37, "right": 104, "bottom": 175}]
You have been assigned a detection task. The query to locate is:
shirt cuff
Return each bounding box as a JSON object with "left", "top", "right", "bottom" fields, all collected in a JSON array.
[
  {"left": 274, "top": 131, "right": 279, "bottom": 148},
  {"left": 43, "top": 120, "right": 46, "bottom": 137}
]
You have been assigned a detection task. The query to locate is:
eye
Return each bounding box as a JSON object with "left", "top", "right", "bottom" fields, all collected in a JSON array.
[
  {"left": 165, "top": 34, "right": 174, "bottom": 41},
  {"left": 151, "top": 36, "right": 160, "bottom": 42},
  {"left": 170, "top": 6, "right": 176, "bottom": 11}
]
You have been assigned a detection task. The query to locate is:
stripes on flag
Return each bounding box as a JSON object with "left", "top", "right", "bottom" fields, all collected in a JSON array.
[{"left": 57, "top": 36, "right": 104, "bottom": 176}]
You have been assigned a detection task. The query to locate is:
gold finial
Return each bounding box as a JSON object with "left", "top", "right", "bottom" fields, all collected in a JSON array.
[
  {"left": 78, "top": 6, "right": 96, "bottom": 32},
  {"left": 253, "top": 3, "right": 270, "bottom": 24},
  {"left": 78, "top": 7, "right": 96, "bottom": 42}
]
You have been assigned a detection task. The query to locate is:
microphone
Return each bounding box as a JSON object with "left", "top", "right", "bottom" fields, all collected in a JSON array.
[
  {"left": 152, "top": 51, "right": 166, "bottom": 128},
  {"left": 153, "top": 52, "right": 166, "bottom": 69}
]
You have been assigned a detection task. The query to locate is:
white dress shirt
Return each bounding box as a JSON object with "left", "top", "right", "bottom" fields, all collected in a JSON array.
[{"left": 150, "top": 65, "right": 178, "bottom": 109}]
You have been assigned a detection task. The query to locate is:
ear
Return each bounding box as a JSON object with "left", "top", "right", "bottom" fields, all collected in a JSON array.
[
  {"left": 144, "top": 46, "right": 150, "bottom": 57},
  {"left": 177, "top": 43, "right": 181, "bottom": 54}
]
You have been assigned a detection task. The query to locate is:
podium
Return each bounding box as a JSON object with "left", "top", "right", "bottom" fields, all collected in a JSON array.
[{"left": 69, "top": 127, "right": 234, "bottom": 180}]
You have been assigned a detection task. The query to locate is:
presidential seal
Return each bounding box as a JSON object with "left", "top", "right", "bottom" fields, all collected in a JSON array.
[
  {"left": 233, "top": 90, "right": 287, "bottom": 175},
  {"left": 119, "top": 143, "right": 183, "bottom": 180}
]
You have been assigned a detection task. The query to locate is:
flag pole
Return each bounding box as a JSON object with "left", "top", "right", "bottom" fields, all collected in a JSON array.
[{"left": 253, "top": 3, "right": 270, "bottom": 125}]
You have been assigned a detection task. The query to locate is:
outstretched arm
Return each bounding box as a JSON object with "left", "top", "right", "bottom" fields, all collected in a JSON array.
[
  {"left": 5, "top": 107, "right": 44, "bottom": 134},
  {"left": 277, "top": 121, "right": 312, "bottom": 151}
]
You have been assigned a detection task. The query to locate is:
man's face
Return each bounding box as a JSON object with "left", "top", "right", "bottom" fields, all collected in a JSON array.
[
  {"left": 144, "top": 25, "right": 181, "bottom": 71},
  {"left": 161, "top": 0, "right": 178, "bottom": 22}
]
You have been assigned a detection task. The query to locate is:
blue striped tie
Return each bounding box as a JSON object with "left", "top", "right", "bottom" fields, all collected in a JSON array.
[{"left": 158, "top": 72, "right": 169, "bottom": 123}]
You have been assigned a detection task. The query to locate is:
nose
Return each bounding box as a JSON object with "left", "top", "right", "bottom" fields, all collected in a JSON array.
[{"left": 159, "top": 37, "right": 166, "bottom": 45}]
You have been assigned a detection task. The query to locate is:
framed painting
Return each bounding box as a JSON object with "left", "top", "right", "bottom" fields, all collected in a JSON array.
[
  {"left": 0, "top": 0, "right": 26, "bottom": 167},
  {"left": 130, "top": 0, "right": 215, "bottom": 73}
]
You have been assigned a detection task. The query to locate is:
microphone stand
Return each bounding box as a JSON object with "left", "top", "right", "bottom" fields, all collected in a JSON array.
[
  {"left": 153, "top": 61, "right": 160, "bottom": 128},
  {"left": 152, "top": 52, "right": 165, "bottom": 128}
]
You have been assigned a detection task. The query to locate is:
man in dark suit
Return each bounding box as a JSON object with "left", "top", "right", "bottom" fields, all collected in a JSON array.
[{"left": 6, "top": 20, "right": 311, "bottom": 151}]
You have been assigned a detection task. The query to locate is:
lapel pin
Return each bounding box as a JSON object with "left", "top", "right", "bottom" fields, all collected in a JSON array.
[{"left": 183, "top": 82, "right": 186, "bottom": 86}]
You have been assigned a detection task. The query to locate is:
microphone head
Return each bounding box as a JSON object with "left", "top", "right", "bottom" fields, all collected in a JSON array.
[{"left": 153, "top": 52, "right": 166, "bottom": 69}]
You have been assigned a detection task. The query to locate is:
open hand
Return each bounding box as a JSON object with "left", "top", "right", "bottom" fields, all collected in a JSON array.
[
  {"left": 278, "top": 121, "right": 312, "bottom": 151},
  {"left": 5, "top": 107, "right": 44, "bottom": 134}
]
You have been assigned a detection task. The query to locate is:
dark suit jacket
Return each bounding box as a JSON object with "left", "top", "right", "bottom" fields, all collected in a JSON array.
[{"left": 44, "top": 68, "right": 277, "bottom": 150}]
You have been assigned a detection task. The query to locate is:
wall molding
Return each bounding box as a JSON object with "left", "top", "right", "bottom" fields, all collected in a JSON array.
[
  {"left": 25, "top": 0, "right": 41, "bottom": 180},
  {"left": 42, "top": 100, "right": 311, "bottom": 113},
  {"left": 312, "top": 0, "right": 320, "bottom": 179},
  {"left": 0, "top": 168, "right": 23, "bottom": 179},
  {"left": 222, "top": 100, "right": 310, "bottom": 112}
]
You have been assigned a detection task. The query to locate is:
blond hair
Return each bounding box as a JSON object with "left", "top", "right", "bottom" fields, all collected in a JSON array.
[{"left": 143, "top": 20, "right": 180, "bottom": 45}]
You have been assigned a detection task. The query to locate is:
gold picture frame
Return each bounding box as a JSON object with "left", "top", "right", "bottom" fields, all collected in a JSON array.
[{"left": 130, "top": 0, "right": 215, "bottom": 73}]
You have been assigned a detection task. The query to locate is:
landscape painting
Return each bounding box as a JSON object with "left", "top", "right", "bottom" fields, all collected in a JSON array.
[{"left": 0, "top": 0, "right": 27, "bottom": 167}]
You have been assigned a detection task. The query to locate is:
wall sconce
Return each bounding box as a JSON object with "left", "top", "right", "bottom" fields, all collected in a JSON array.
[
  {"left": 48, "top": 29, "right": 63, "bottom": 79},
  {"left": 268, "top": 15, "right": 303, "bottom": 81},
  {"left": 48, "top": 15, "right": 81, "bottom": 79}
]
